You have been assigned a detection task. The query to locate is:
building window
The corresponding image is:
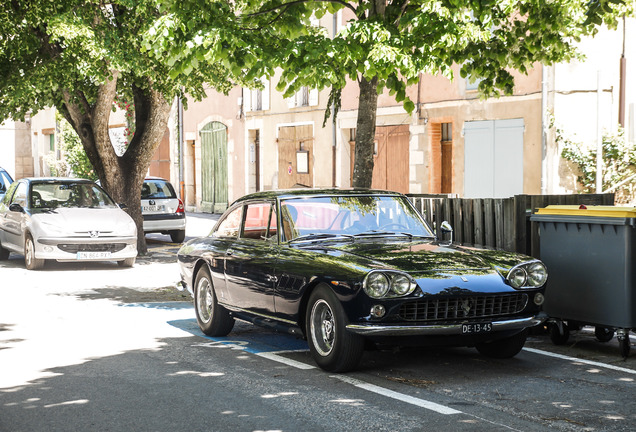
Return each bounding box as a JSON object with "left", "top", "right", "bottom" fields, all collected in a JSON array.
[{"left": 49, "top": 134, "right": 55, "bottom": 151}]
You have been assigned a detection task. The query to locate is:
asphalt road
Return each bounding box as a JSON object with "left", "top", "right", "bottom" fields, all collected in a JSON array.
[{"left": 2, "top": 213, "right": 636, "bottom": 431}]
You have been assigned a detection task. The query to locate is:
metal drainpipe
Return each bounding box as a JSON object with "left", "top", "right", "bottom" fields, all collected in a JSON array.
[
  {"left": 178, "top": 94, "right": 185, "bottom": 203},
  {"left": 619, "top": 15, "right": 627, "bottom": 128},
  {"left": 332, "top": 12, "right": 338, "bottom": 187},
  {"left": 541, "top": 65, "right": 548, "bottom": 195}
]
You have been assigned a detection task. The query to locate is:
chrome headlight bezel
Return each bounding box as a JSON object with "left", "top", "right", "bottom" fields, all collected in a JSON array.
[
  {"left": 363, "top": 270, "right": 417, "bottom": 299},
  {"left": 506, "top": 260, "right": 548, "bottom": 289}
]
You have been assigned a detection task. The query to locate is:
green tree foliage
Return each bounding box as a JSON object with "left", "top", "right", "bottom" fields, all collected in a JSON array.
[
  {"left": 145, "top": 0, "right": 633, "bottom": 188},
  {"left": 561, "top": 128, "right": 636, "bottom": 203},
  {"left": 59, "top": 118, "right": 99, "bottom": 181}
]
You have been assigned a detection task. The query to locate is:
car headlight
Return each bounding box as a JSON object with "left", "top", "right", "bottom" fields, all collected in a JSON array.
[
  {"left": 506, "top": 261, "right": 547, "bottom": 289},
  {"left": 363, "top": 271, "right": 416, "bottom": 299},
  {"left": 527, "top": 262, "right": 548, "bottom": 287},
  {"left": 364, "top": 272, "right": 390, "bottom": 298}
]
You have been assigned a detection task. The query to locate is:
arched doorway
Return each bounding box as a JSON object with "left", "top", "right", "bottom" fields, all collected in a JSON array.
[{"left": 200, "top": 121, "right": 228, "bottom": 213}]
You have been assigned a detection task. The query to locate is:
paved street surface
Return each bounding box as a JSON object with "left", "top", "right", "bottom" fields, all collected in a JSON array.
[{"left": 2, "top": 212, "right": 636, "bottom": 431}]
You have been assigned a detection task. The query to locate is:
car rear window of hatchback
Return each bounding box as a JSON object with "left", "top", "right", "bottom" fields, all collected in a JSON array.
[{"left": 142, "top": 180, "right": 176, "bottom": 199}]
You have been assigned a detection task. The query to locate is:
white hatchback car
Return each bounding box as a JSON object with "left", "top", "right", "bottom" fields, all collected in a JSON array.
[
  {"left": 0, "top": 177, "right": 138, "bottom": 270},
  {"left": 141, "top": 177, "right": 186, "bottom": 243}
]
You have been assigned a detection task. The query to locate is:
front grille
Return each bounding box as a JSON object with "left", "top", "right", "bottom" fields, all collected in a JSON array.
[
  {"left": 399, "top": 294, "right": 528, "bottom": 322},
  {"left": 58, "top": 243, "right": 127, "bottom": 253}
]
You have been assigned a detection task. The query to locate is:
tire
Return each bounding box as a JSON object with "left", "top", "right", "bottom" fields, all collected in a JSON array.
[
  {"left": 25, "top": 234, "right": 45, "bottom": 270},
  {"left": 594, "top": 326, "right": 615, "bottom": 343},
  {"left": 194, "top": 266, "right": 234, "bottom": 336},
  {"left": 170, "top": 230, "right": 186, "bottom": 243},
  {"left": 548, "top": 321, "right": 570, "bottom": 345},
  {"left": 118, "top": 257, "right": 136, "bottom": 268},
  {"left": 306, "top": 284, "right": 364, "bottom": 372},
  {"left": 476, "top": 329, "right": 528, "bottom": 359},
  {"left": 0, "top": 243, "right": 9, "bottom": 260}
]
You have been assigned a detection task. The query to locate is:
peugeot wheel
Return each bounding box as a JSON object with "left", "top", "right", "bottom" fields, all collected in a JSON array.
[
  {"left": 306, "top": 285, "right": 364, "bottom": 372},
  {"left": 25, "top": 234, "right": 44, "bottom": 270}
]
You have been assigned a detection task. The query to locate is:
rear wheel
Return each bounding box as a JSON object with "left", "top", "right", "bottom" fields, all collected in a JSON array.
[
  {"left": 306, "top": 285, "right": 364, "bottom": 372},
  {"left": 170, "top": 230, "right": 186, "bottom": 243},
  {"left": 194, "top": 266, "right": 234, "bottom": 336},
  {"left": 476, "top": 329, "right": 528, "bottom": 359},
  {"left": 25, "top": 234, "right": 44, "bottom": 270}
]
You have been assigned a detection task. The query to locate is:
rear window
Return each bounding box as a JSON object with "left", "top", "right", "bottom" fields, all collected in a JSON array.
[{"left": 142, "top": 179, "right": 176, "bottom": 199}]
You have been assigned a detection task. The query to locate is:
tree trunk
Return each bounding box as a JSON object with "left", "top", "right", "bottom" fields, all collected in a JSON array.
[
  {"left": 352, "top": 76, "right": 379, "bottom": 188},
  {"left": 60, "top": 74, "right": 171, "bottom": 255}
]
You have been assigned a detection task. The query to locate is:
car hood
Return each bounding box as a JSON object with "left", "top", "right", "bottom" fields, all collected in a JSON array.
[
  {"left": 32, "top": 207, "right": 136, "bottom": 235},
  {"left": 299, "top": 240, "right": 530, "bottom": 277}
]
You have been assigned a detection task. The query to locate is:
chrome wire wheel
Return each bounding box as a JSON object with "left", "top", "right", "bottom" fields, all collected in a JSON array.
[
  {"left": 196, "top": 276, "right": 213, "bottom": 324},
  {"left": 310, "top": 299, "right": 336, "bottom": 357}
]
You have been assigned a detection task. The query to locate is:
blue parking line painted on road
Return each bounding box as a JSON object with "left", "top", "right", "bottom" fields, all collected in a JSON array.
[{"left": 168, "top": 318, "right": 309, "bottom": 354}]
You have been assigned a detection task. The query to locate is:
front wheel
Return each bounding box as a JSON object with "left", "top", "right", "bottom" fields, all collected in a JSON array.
[
  {"left": 306, "top": 285, "right": 364, "bottom": 372},
  {"left": 194, "top": 266, "right": 234, "bottom": 336},
  {"left": 25, "top": 234, "right": 44, "bottom": 270},
  {"left": 0, "top": 243, "right": 9, "bottom": 260},
  {"left": 476, "top": 329, "right": 528, "bottom": 359}
]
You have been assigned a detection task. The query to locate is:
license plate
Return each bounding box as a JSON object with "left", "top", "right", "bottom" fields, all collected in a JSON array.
[
  {"left": 77, "top": 251, "right": 112, "bottom": 260},
  {"left": 461, "top": 323, "right": 492, "bottom": 334},
  {"left": 142, "top": 205, "right": 165, "bottom": 212}
]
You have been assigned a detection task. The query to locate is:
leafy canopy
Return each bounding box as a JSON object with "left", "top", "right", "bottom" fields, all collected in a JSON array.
[{"left": 143, "top": 0, "right": 633, "bottom": 116}]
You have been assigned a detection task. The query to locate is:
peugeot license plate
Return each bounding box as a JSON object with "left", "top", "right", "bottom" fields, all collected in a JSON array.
[
  {"left": 461, "top": 323, "right": 492, "bottom": 334},
  {"left": 77, "top": 251, "right": 112, "bottom": 260}
]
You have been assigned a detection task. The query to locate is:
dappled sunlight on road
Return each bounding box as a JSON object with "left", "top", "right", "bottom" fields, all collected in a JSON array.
[{"left": 0, "top": 261, "right": 193, "bottom": 390}]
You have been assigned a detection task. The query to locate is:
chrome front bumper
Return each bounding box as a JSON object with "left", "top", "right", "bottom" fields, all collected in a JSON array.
[{"left": 346, "top": 313, "right": 547, "bottom": 337}]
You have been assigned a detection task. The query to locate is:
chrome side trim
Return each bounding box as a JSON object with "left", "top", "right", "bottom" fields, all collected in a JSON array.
[{"left": 346, "top": 314, "right": 547, "bottom": 336}]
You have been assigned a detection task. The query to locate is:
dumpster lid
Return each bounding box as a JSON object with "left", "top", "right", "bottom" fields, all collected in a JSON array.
[{"left": 535, "top": 205, "right": 636, "bottom": 218}]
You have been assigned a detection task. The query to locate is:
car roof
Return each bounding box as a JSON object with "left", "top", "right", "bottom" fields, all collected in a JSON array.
[
  {"left": 232, "top": 188, "right": 404, "bottom": 205},
  {"left": 144, "top": 176, "right": 169, "bottom": 182},
  {"left": 22, "top": 177, "right": 95, "bottom": 183}
]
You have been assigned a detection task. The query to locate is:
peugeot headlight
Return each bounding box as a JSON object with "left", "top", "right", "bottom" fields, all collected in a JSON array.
[
  {"left": 506, "top": 261, "right": 547, "bottom": 289},
  {"left": 363, "top": 271, "right": 416, "bottom": 299}
]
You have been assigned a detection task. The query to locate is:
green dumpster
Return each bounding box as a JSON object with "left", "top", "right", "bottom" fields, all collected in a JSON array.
[{"left": 530, "top": 205, "right": 636, "bottom": 357}]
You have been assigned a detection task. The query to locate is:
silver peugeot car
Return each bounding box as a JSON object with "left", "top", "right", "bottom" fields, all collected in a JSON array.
[{"left": 0, "top": 177, "right": 137, "bottom": 270}]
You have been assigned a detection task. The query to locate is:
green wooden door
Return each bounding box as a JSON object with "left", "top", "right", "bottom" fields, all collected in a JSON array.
[{"left": 200, "top": 122, "right": 228, "bottom": 213}]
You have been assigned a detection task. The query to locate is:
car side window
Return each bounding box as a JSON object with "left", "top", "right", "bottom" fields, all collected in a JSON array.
[
  {"left": 11, "top": 182, "right": 28, "bottom": 208},
  {"left": 241, "top": 202, "right": 273, "bottom": 241},
  {"left": 213, "top": 206, "right": 243, "bottom": 238},
  {"left": 1, "top": 182, "right": 18, "bottom": 206}
]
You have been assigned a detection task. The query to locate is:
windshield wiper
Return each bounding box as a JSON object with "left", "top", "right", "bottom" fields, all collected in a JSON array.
[
  {"left": 290, "top": 233, "right": 354, "bottom": 243},
  {"left": 353, "top": 231, "right": 435, "bottom": 240}
]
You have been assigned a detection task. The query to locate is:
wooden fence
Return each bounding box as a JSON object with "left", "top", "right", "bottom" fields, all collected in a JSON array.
[{"left": 407, "top": 193, "right": 615, "bottom": 257}]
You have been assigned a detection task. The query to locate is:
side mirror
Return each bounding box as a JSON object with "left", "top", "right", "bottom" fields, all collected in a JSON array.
[
  {"left": 118, "top": 203, "right": 128, "bottom": 210},
  {"left": 439, "top": 220, "right": 453, "bottom": 245},
  {"left": 9, "top": 203, "right": 24, "bottom": 213}
]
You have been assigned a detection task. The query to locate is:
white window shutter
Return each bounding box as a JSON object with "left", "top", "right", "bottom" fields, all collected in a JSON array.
[
  {"left": 243, "top": 88, "right": 252, "bottom": 112},
  {"left": 287, "top": 93, "right": 296, "bottom": 108},
  {"left": 309, "top": 88, "right": 318, "bottom": 106}
]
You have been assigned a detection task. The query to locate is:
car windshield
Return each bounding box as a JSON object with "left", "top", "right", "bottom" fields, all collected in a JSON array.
[
  {"left": 31, "top": 181, "right": 117, "bottom": 209},
  {"left": 141, "top": 179, "right": 176, "bottom": 199},
  {"left": 280, "top": 195, "right": 434, "bottom": 242},
  {"left": 0, "top": 170, "right": 13, "bottom": 192}
]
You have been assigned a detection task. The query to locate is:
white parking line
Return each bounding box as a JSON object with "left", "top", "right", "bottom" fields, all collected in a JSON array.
[
  {"left": 524, "top": 347, "right": 636, "bottom": 375},
  {"left": 255, "top": 351, "right": 316, "bottom": 370},
  {"left": 331, "top": 375, "right": 462, "bottom": 415}
]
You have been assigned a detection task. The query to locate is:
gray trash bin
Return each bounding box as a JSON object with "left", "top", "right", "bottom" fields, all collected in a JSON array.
[{"left": 530, "top": 205, "right": 636, "bottom": 357}]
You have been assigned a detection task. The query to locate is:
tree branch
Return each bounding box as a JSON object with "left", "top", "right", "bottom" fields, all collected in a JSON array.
[{"left": 246, "top": 0, "right": 357, "bottom": 18}]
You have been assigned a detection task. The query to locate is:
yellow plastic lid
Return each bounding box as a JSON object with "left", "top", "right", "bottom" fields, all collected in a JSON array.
[{"left": 535, "top": 205, "right": 636, "bottom": 218}]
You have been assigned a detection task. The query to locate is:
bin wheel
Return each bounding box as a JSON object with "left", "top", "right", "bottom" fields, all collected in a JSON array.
[
  {"left": 594, "top": 326, "right": 615, "bottom": 343},
  {"left": 619, "top": 334, "right": 630, "bottom": 358},
  {"left": 549, "top": 321, "right": 570, "bottom": 345}
]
